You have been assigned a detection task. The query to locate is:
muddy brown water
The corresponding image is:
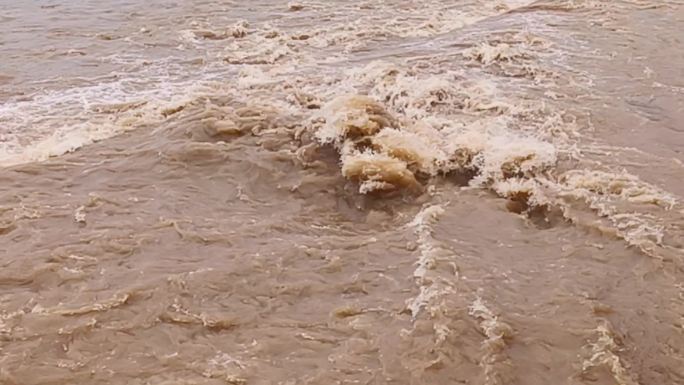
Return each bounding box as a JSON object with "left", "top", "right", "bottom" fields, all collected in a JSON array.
[{"left": 1, "top": 1, "right": 683, "bottom": 384}]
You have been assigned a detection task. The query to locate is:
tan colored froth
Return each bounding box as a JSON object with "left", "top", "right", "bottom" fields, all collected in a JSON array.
[
  {"left": 317, "top": 93, "right": 562, "bottom": 195},
  {"left": 317, "top": 95, "right": 420, "bottom": 194},
  {"left": 371, "top": 128, "right": 445, "bottom": 176},
  {"left": 317, "top": 95, "right": 397, "bottom": 146},
  {"left": 341, "top": 152, "right": 419, "bottom": 193}
]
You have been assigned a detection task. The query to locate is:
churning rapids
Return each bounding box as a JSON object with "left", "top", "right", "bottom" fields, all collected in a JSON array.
[{"left": 1, "top": 1, "right": 684, "bottom": 384}]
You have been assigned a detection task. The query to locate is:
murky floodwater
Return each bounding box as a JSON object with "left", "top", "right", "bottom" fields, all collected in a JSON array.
[{"left": 1, "top": 1, "right": 683, "bottom": 384}]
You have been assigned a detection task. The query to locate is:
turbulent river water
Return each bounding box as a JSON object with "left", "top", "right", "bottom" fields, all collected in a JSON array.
[{"left": 1, "top": 1, "right": 683, "bottom": 384}]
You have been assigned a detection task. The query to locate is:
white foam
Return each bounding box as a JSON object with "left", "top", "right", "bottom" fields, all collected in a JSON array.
[{"left": 0, "top": 72, "right": 220, "bottom": 166}]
